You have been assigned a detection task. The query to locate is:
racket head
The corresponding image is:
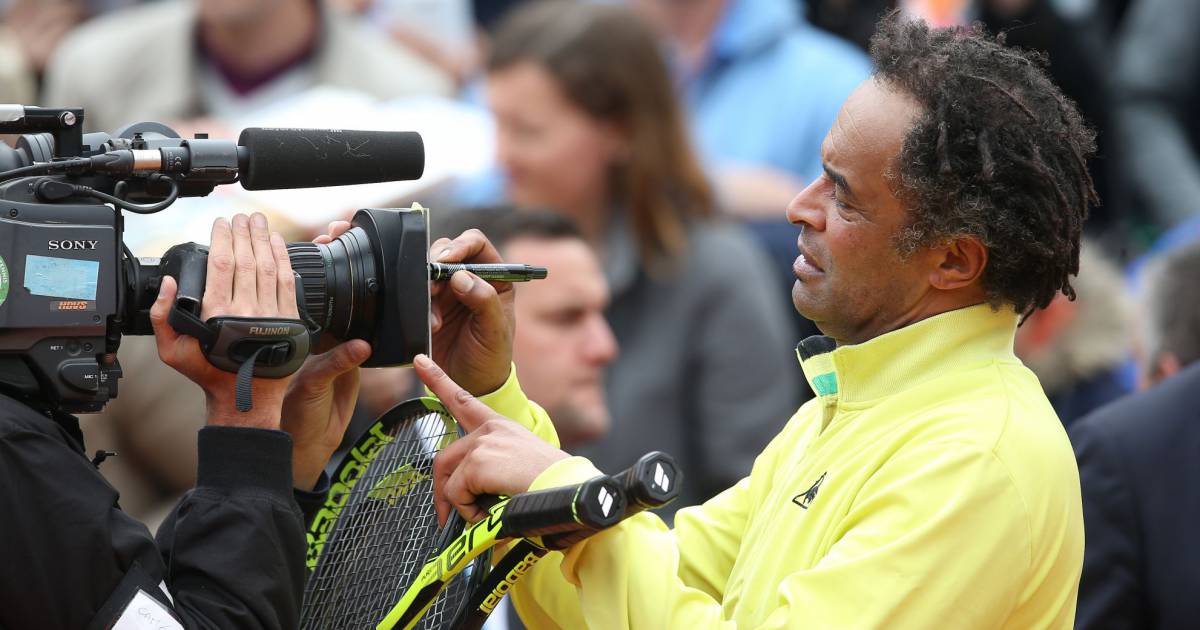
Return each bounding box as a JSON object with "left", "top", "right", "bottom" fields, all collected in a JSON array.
[{"left": 301, "top": 397, "right": 486, "bottom": 630}]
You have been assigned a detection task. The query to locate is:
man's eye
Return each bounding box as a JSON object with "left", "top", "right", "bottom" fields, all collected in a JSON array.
[
  {"left": 549, "top": 309, "right": 586, "bottom": 326},
  {"left": 827, "top": 186, "right": 849, "bottom": 210}
]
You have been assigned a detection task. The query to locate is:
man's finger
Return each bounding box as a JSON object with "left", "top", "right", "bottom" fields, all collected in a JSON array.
[
  {"left": 328, "top": 220, "right": 352, "bottom": 239},
  {"left": 434, "top": 229, "right": 504, "bottom": 264},
  {"left": 294, "top": 340, "right": 371, "bottom": 392},
  {"left": 249, "top": 213, "right": 277, "bottom": 313},
  {"left": 448, "top": 270, "right": 508, "bottom": 332},
  {"left": 443, "top": 461, "right": 486, "bottom": 524},
  {"left": 429, "top": 237, "right": 453, "bottom": 263},
  {"left": 271, "top": 232, "right": 299, "bottom": 318},
  {"left": 413, "top": 354, "right": 493, "bottom": 433},
  {"left": 432, "top": 436, "right": 474, "bottom": 526},
  {"left": 230, "top": 213, "right": 258, "bottom": 309},
  {"left": 203, "top": 218, "right": 234, "bottom": 314}
]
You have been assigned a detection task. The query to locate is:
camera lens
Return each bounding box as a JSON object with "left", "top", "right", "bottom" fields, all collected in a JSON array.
[
  {"left": 287, "top": 228, "right": 379, "bottom": 343},
  {"left": 125, "top": 208, "right": 431, "bottom": 367}
]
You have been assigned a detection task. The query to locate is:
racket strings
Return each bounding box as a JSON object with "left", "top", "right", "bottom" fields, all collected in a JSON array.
[{"left": 301, "top": 406, "right": 464, "bottom": 629}]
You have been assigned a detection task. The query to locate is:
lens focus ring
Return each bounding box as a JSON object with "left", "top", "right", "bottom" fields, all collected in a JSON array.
[{"left": 287, "top": 242, "right": 330, "bottom": 330}]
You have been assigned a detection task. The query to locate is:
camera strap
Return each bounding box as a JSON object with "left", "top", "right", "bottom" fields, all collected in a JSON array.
[{"left": 169, "top": 308, "right": 311, "bottom": 412}]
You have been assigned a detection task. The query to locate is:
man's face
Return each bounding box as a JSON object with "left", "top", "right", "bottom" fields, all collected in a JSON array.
[
  {"left": 507, "top": 236, "right": 618, "bottom": 449},
  {"left": 786, "top": 78, "right": 932, "bottom": 344}
]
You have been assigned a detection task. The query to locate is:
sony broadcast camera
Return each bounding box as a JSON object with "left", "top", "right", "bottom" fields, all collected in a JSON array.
[{"left": 0, "top": 105, "right": 434, "bottom": 413}]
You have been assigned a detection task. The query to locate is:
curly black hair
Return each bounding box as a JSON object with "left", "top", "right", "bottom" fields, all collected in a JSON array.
[{"left": 870, "top": 13, "right": 1097, "bottom": 318}]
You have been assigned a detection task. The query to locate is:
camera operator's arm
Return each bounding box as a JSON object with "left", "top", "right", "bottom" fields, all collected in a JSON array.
[{"left": 148, "top": 214, "right": 308, "bottom": 628}]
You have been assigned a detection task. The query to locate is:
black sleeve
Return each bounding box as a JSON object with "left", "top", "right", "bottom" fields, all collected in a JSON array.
[
  {"left": 155, "top": 426, "right": 307, "bottom": 628},
  {"left": 0, "top": 420, "right": 306, "bottom": 630},
  {"left": 295, "top": 469, "right": 331, "bottom": 529},
  {"left": 1070, "top": 417, "right": 1148, "bottom": 630}
]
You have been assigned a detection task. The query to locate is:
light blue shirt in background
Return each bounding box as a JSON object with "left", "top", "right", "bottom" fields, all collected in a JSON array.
[{"left": 680, "top": 0, "right": 872, "bottom": 184}]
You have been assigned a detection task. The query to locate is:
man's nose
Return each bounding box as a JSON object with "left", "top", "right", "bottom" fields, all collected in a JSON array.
[
  {"left": 583, "top": 315, "right": 619, "bottom": 364},
  {"left": 494, "top": 127, "right": 516, "bottom": 171},
  {"left": 785, "top": 178, "right": 827, "bottom": 231}
]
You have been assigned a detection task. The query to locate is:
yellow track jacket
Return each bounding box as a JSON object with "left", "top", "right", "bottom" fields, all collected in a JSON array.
[{"left": 477, "top": 303, "right": 1084, "bottom": 629}]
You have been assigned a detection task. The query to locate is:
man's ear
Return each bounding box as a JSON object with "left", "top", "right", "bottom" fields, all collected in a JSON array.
[
  {"left": 1152, "top": 351, "right": 1183, "bottom": 386},
  {"left": 928, "top": 236, "right": 988, "bottom": 291}
]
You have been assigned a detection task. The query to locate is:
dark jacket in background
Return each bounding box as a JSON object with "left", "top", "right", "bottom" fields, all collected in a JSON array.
[{"left": 1070, "top": 361, "right": 1200, "bottom": 629}]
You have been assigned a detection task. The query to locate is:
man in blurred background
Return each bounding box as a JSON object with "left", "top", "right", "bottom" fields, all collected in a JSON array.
[
  {"left": 436, "top": 207, "right": 618, "bottom": 451},
  {"left": 1072, "top": 241, "right": 1200, "bottom": 630},
  {"left": 40, "top": 0, "right": 451, "bottom": 132},
  {"left": 1014, "top": 240, "right": 1132, "bottom": 427}
]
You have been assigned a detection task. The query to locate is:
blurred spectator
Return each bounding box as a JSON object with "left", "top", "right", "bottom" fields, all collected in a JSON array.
[
  {"left": 1111, "top": 0, "right": 1200, "bottom": 232},
  {"left": 435, "top": 207, "right": 618, "bottom": 450},
  {"left": 41, "top": 0, "right": 452, "bottom": 132},
  {"left": 633, "top": 0, "right": 870, "bottom": 353},
  {"left": 485, "top": 1, "right": 800, "bottom": 507},
  {"left": 331, "top": 0, "right": 481, "bottom": 89},
  {"left": 1014, "top": 241, "right": 1132, "bottom": 427},
  {"left": 0, "top": 0, "right": 88, "bottom": 103},
  {"left": 1071, "top": 241, "right": 1200, "bottom": 630},
  {"left": 1133, "top": 242, "right": 1200, "bottom": 389}
]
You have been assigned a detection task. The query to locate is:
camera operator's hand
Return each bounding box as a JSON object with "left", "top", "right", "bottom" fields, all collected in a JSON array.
[
  {"left": 275, "top": 218, "right": 376, "bottom": 490},
  {"left": 282, "top": 339, "right": 371, "bottom": 490},
  {"left": 150, "top": 213, "right": 298, "bottom": 429},
  {"left": 428, "top": 230, "right": 515, "bottom": 396}
]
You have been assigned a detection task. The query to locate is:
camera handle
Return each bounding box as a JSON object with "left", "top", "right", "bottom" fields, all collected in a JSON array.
[{"left": 168, "top": 308, "right": 311, "bottom": 412}]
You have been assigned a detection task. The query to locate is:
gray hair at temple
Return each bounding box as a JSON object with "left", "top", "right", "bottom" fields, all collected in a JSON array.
[{"left": 1139, "top": 242, "right": 1200, "bottom": 380}]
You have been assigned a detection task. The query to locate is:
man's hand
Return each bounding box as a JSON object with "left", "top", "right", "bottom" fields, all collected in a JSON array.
[
  {"left": 415, "top": 354, "right": 568, "bottom": 526},
  {"left": 277, "top": 221, "right": 378, "bottom": 490},
  {"left": 151, "top": 213, "right": 298, "bottom": 429},
  {"left": 428, "top": 230, "right": 515, "bottom": 396},
  {"left": 282, "top": 339, "right": 371, "bottom": 490}
]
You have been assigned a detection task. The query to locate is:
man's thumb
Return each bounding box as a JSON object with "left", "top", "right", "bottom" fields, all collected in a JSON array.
[{"left": 305, "top": 340, "right": 371, "bottom": 382}]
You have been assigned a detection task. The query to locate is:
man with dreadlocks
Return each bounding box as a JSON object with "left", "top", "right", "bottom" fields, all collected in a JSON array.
[{"left": 411, "top": 11, "right": 1091, "bottom": 628}]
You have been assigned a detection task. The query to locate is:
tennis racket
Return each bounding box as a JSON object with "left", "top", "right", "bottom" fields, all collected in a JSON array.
[
  {"left": 446, "top": 450, "right": 683, "bottom": 630},
  {"left": 302, "top": 396, "right": 682, "bottom": 630},
  {"left": 301, "top": 397, "right": 487, "bottom": 630}
]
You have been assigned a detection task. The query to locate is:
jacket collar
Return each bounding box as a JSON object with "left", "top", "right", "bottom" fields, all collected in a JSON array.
[{"left": 797, "top": 303, "right": 1020, "bottom": 407}]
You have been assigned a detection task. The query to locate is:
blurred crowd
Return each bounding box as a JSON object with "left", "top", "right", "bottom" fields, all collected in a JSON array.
[{"left": 3, "top": 0, "right": 1200, "bottom": 627}]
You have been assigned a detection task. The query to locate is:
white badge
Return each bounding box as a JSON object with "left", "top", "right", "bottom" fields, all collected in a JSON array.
[{"left": 111, "top": 589, "right": 184, "bottom": 630}]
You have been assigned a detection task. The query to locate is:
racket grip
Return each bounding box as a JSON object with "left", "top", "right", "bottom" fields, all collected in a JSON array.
[
  {"left": 498, "top": 475, "right": 626, "bottom": 539},
  {"left": 542, "top": 451, "right": 682, "bottom": 550}
]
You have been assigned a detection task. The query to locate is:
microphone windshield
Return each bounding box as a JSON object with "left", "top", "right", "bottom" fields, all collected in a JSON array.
[{"left": 238, "top": 128, "right": 424, "bottom": 190}]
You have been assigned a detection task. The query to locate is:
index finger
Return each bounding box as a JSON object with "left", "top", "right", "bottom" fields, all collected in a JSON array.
[
  {"left": 433, "top": 229, "right": 504, "bottom": 265},
  {"left": 413, "top": 354, "right": 493, "bottom": 433}
]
